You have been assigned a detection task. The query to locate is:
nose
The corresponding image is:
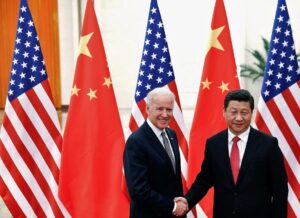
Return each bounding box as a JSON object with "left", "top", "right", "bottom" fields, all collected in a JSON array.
[
  {"left": 161, "top": 109, "right": 168, "bottom": 117},
  {"left": 235, "top": 113, "right": 243, "bottom": 121}
]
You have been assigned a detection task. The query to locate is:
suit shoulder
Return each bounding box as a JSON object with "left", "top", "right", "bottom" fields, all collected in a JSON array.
[
  {"left": 252, "top": 127, "right": 277, "bottom": 142},
  {"left": 126, "top": 127, "right": 145, "bottom": 144},
  {"left": 166, "top": 127, "right": 177, "bottom": 136},
  {"left": 207, "top": 129, "right": 227, "bottom": 142}
]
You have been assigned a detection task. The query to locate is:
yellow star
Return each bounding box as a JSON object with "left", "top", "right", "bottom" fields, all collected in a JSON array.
[
  {"left": 78, "top": 32, "right": 93, "bottom": 58},
  {"left": 201, "top": 78, "right": 212, "bottom": 90},
  {"left": 87, "top": 88, "right": 97, "bottom": 100},
  {"left": 207, "top": 26, "right": 225, "bottom": 53},
  {"left": 103, "top": 77, "right": 112, "bottom": 88},
  {"left": 218, "top": 81, "right": 229, "bottom": 93},
  {"left": 71, "top": 84, "right": 81, "bottom": 96}
]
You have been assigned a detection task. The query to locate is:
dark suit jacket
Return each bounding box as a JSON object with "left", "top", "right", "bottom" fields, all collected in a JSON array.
[
  {"left": 186, "top": 127, "right": 288, "bottom": 218},
  {"left": 123, "top": 121, "right": 184, "bottom": 218}
]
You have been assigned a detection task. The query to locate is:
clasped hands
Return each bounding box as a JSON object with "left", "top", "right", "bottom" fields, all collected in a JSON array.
[{"left": 173, "top": 197, "right": 189, "bottom": 217}]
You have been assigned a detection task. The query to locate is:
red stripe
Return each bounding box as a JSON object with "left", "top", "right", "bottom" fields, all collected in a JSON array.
[
  {"left": 284, "top": 160, "right": 300, "bottom": 202},
  {"left": 169, "top": 118, "right": 188, "bottom": 160},
  {"left": 256, "top": 108, "right": 300, "bottom": 217},
  {"left": 27, "top": 87, "right": 62, "bottom": 151},
  {"left": 168, "top": 81, "right": 182, "bottom": 109},
  {"left": 41, "top": 80, "right": 55, "bottom": 105},
  {"left": 11, "top": 99, "right": 60, "bottom": 182},
  {"left": 257, "top": 112, "right": 300, "bottom": 201},
  {"left": 137, "top": 100, "right": 148, "bottom": 119},
  {"left": 129, "top": 115, "right": 139, "bottom": 133},
  {"left": 282, "top": 89, "right": 300, "bottom": 126},
  {"left": 288, "top": 203, "right": 297, "bottom": 218},
  {"left": 0, "top": 139, "right": 46, "bottom": 217},
  {"left": 266, "top": 99, "right": 300, "bottom": 163},
  {"left": 0, "top": 176, "right": 26, "bottom": 218},
  {"left": 255, "top": 111, "right": 271, "bottom": 134},
  {"left": 2, "top": 114, "right": 64, "bottom": 217}
]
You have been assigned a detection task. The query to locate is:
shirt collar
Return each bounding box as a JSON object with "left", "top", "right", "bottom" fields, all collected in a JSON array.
[
  {"left": 228, "top": 126, "right": 251, "bottom": 143},
  {"left": 147, "top": 119, "right": 164, "bottom": 137}
]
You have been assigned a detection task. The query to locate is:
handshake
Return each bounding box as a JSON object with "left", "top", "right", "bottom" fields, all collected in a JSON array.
[{"left": 173, "top": 197, "right": 189, "bottom": 217}]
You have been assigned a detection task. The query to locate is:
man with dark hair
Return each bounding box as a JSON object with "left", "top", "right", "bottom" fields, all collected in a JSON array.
[{"left": 176, "top": 89, "right": 288, "bottom": 218}]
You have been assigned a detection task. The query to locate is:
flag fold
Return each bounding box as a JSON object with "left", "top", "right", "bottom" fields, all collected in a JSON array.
[
  {"left": 187, "top": 0, "right": 240, "bottom": 217},
  {"left": 58, "top": 0, "right": 129, "bottom": 217}
]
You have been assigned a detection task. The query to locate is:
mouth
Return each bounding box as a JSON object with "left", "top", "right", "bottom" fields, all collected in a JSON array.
[{"left": 233, "top": 123, "right": 244, "bottom": 128}]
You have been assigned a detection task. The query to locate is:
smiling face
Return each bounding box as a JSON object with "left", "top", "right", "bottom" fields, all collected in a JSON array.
[
  {"left": 146, "top": 93, "right": 174, "bottom": 130},
  {"left": 223, "top": 100, "right": 253, "bottom": 135}
]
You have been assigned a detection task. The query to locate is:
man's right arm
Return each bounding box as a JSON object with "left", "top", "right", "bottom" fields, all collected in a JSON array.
[
  {"left": 123, "top": 136, "right": 175, "bottom": 214},
  {"left": 184, "top": 142, "right": 214, "bottom": 209}
]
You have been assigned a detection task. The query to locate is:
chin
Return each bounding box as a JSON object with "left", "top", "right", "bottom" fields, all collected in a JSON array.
[{"left": 158, "top": 124, "right": 168, "bottom": 129}]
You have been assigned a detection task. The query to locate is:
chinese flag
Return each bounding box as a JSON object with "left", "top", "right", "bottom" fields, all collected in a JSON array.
[
  {"left": 58, "top": 0, "right": 129, "bottom": 217},
  {"left": 187, "top": 0, "right": 240, "bottom": 217}
]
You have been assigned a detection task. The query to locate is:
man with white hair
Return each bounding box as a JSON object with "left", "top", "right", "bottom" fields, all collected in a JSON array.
[{"left": 123, "top": 87, "right": 187, "bottom": 218}]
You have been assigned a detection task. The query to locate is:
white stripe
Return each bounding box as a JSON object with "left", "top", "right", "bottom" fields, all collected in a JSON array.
[
  {"left": 274, "top": 94, "right": 300, "bottom": 145},
  {"left": 9, "top": 97, "right": 71, "bottom": 217},
  {"left": 131, "top": 102, "right": 145, "bottom": 127},
  {"left": 290, "top": 83, "right": 300, "bottom": 106},
  {"left": 33, "top": 84, "right": 61, "bottom": 133},
  {"left": 4, "top": 101, "right": 62, "bottom": 206},
  {"left": 288, "top": 183, "right": 300, "bottom": 216},
  {"left": 126, "top": 129, "right": 133, "bottom": 140},
  {"left": 164, "top": 85, "right": 189, "bottom": 140},
  {"left": 173, "top": 101, "right": 189, "bottom": 140},
  {"left": 196, "top": 204, "right": 208, "bottom": 218},
  {"left": 0, "top": 158, "right": 37, "bottom": 218},
  {"left": 0, "top": 128, "right": 55, "bottom": 218},
  {"left": 257, "top": 98, "right": 300, "bottom": 182},
  {"left": 186, "top": 211, "right": 195, "bottom": 218},
  {"left": 18, "top": 94, "right": 61, "bottom": 167},
  {"left": 179, "top": 148, "right": 188, "bottom": 179}
]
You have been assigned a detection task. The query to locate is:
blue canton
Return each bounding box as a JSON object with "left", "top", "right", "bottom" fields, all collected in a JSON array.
[
  {"left": 262, "top": 0, "right": 300, "bottom": 102},
  {"left": 8, "top": 0, "right": 48, "bottom": 101},
  {"left": 134, "top": 0, "right": 175, "bottom": 102}
]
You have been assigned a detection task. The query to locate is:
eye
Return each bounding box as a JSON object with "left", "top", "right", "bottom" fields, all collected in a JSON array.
[
  {"left": 230, "top": 111, "right": 237, "bottom": 116},
  {"left": 242, "top": 112, "right": 250, "bottom": 116}
]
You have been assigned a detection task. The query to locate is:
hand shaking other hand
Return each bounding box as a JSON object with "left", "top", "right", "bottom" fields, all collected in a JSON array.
[{"left": 172, "top": 197, "right": 188, "bottom": 217}]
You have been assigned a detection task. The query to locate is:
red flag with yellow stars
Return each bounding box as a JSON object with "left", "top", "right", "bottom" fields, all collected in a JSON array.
[
  {"left": 187, "top": 0, "right": 240, "bottom": 217},
  {"left": 58, "top": 0, "right": 129, "bottom": 217}
]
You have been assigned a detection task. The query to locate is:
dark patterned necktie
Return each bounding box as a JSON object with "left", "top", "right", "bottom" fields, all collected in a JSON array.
[{"left": 161, "top": 131, "right": 175, "bottom": 172}]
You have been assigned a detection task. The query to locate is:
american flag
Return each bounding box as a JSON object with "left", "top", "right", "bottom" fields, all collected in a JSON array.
[
  {"left": 0, "top": 0, "right": 69, "bottom": 217},
  {"left": 128, "top": 0, "right": 192, "bottom": 216},
  {"left": 255, "top": 0, "right": 300, "bottom": 217}
]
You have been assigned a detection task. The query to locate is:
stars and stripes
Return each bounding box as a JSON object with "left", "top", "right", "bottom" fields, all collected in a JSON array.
[
  {"left": 128, "top": 1, "right": 192, "bottom": 216},
  {"left": 134, "top": 5, "right": 175, "bottom": 102},
  {"left": 0, "top": 0, "right": 69, "bottom": 217},
  {"left": 255, "top": 0, "right": 300, "bottom": 217}
]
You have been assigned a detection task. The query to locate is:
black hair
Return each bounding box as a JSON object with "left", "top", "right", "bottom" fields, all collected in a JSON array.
[{"left": 224, "top": 89, "right": 254, "bottom": 111}]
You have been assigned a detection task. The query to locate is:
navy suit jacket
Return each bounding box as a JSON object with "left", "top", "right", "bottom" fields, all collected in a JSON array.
[
  {"left": 123, "top": 121, "right": 184, "bottom": 218},
  {"left": 186, "top": 127, "right": 288, "bottom": 218}
]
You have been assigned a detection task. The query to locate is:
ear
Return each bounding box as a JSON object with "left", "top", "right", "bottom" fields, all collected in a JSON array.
[{"left": 222, "top": 108, "right": 226, "bottom": 118}]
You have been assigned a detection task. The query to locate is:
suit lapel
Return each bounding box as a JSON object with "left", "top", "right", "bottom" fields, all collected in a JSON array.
[
  {"left": 166, "top": 128, "right": 180, "bottom": 175},
  {"left": 236, "top": 127, "right": 260, "bottom": 185},
  {"left": 218, "top": 131, "right": 235, "bottom": 186},
  {"left": 142, "top": 122, "right": 176, "bottom": 173}
]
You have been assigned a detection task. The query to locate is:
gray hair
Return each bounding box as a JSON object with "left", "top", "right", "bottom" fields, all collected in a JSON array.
[{"left": 146, "top": 87, "right": 175, "bottom": 107}]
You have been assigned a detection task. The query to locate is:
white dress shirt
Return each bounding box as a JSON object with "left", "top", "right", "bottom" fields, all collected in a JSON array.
[
  {"left": 228, "top": 127, "right": 250, "bottom": 167},
  {"left": 146, "top": 119, "right": 175, "bottom": 158}
]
